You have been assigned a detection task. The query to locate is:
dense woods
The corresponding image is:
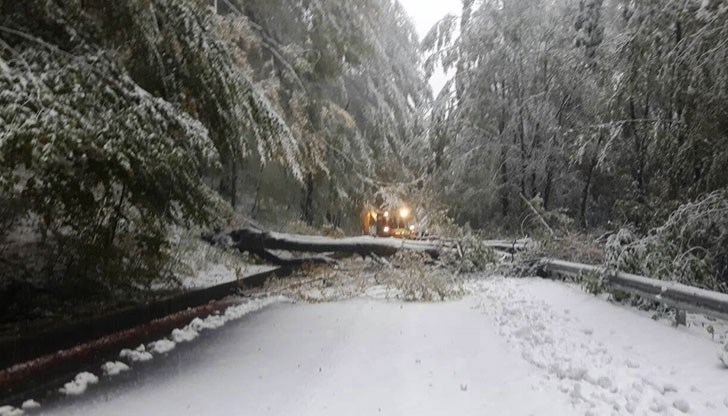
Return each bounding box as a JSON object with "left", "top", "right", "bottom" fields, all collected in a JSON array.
[
  {"left": 425, "top": 0, "right": 728, "bottom": 231},
  {"left": 0, "top": 0, "right": 427, "bottom": 305},
  {"left": 424, "top": 0, "right": 728, "bottom": 290},
  {"left": 1, "top": 0, "right": 727, "bottom": 307}
]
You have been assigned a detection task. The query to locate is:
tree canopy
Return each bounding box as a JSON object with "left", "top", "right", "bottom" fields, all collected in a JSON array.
[
  {"left": 0, "top": 0, "right": 428, "bottom": 293},
  {"left": 2, "top": 0, "right": 728, "bottom": 296}
]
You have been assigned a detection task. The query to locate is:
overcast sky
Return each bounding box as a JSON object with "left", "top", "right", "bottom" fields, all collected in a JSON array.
[
  {"left": 398, "top": 0, "right": 461, "bottom": 96},
  {"left": 398, "top": 0, "right": 461, "bottom": 40}
]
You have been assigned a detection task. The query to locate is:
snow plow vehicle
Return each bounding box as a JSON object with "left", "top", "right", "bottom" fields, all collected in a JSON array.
[{"left": 361, "top": 206, "right": 416, "bottom": 238}]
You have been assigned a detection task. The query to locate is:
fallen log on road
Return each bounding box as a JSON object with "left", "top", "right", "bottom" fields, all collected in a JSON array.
[
  {"left": 208, "top": 227, "right": 443, "bottom": 258},
  {"left": 252, "top": 249, "right": 339, "bottom": 267},
  {"left": 482, "top": 239, "right": 529, "bottom": 253}
]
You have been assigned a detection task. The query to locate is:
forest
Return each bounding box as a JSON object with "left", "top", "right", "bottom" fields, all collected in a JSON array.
[{"left": 1, "top": 0, "right": 727, "bottom": 317}]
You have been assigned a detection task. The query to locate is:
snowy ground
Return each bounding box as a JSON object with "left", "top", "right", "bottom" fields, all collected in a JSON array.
[
  {"left": 15, "top": 276, "right": 728, "bottom": 416},
  {"left": 177, "top": 263, "right": 278, "bottom": 289},
  {"left": 471, "top": 278, "right": 728, "bottom": 415}
]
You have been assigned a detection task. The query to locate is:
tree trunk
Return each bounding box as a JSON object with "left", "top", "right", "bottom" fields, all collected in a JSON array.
[
  {"left": 499, "top": 147, "right": 510, "bottom": 217},
  {"left": 251, "top": 164, "right": 264, "bottom": 218},
  {"left": 580, "top": 160, "right": 595, "bottom": 229},
  {"left": 543, "top": 166, "right": 553, "bottom": 210},
  {"left": 215, "top": 227, "right": 442, "bottom": 258},
  {"left": 219, "top": 155, "right": 238, "bottom": 209},
  {"left": 518, "top": 98, "right": 527, "bottom": 197},
  {"left": 230, "top": 158, "right": 238, "bottom": 209},
  {"left": 301, "top": 173, "right": 314, "bottom": 225},
  {"left": 580, "top": 133, "right": 603, "bottom": 229},
  {"left": 629, "top": 97, "right": 648, "bottom": 204},
  {"left": 106, "top": 183, "right": 127, "bottom": 251}
]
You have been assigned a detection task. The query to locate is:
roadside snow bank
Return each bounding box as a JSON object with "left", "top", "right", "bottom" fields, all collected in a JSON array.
[
  {"left": 119, "top": 345, "right": 153, "bottom": 362},
  {"left": 58, "top": 372, "right": 99, "bottom": 396},
  {"left": 101, "top": 361, "right": 130, "bottom": 376},
  {"left": 171, "top": 327, "right": 198, "bottom": 343},
  {"left": 118, "top": 297, "right": 285, "bottom": 366},
  {"left": 0, "top": 399, "right": 41, "bottom": 415},
  {"left": 118, "top": 297, "right": 285, "bottom": 368},
  {"left": 189, "top": 315, "right": 225, "bottom": 330},
  {"left": 20, "top": 400, "right": 39, "bottom": 411},
  {"left": 0, "top": 405, "right": 23, "bottom": 416},
  {"left": 182, "top": 297, "right": 285, "bottom": 335},
  {"left": 148, "top": 339, "right": 175, "bottom": 354}
]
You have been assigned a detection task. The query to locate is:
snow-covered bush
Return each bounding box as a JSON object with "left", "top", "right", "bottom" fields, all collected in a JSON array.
[
  {"left": 383, "top": 251, "right": 465, "bottom": 302},
  {"left": 419, "top": 215, "right": 498, "bottom": 273},
  {"left": 0, "top": 0, "right": 267, "bottom": 292},
  {"left": 165, "top": 227, "right": 258, "bottom": 286},
  {"left": 0, "top": 0, "right": 306, "bottom": 293},
  {"left": 0, "top": 45, "right": 220, "bottom": 288},
  {"left": 530, "top": 232, "right": 605, "bottom": 264},
  {"left": 606, "top": 191, "right": 728, "bottom": 292},
  {"left": 580, "top": 269, "right": 610, "bottom": 295},
  {"left": 446, "top": 233, "right": 499, "bottom": 274},
  {"left": 522, "top": 195, "right": 574, "bottom": 238},
  {"left": 605, "top": 228, "right": 643, "bottom": 272}
]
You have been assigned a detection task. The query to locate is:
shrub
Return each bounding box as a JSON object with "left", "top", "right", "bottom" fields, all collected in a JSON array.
[
  {"left": 0, "top": 44, "right": 218, "bottom": 294},
  {"left": 606, "top": 191, "right": 728, "bottom": 292},
  {"left": 382, "top": 251, "right": 465, "bottom": 302}
]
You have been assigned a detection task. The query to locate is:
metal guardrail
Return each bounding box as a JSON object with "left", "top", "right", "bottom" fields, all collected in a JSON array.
[
  {"left": 0, "top": 266, "right": 291, "bottom": 402},
  {"left": 540, "top": 258, "right": 728, "bottom": 321},
  {"left": 0, "top": 266, "right": 287, "bottom": 371},
  {"left": 483, "top": 239, "right": 528, "bottom": 253},
  {"left": 413, "top": 237, "right": 528, "bottom": 253}
]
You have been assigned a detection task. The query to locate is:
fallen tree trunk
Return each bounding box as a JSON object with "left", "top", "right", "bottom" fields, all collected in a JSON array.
[
  {"left": 251, "top": 249, "right": 339, "bottom": 267},
  {"left": 208, "top": 227, "right": 442, "bottom": 259}
]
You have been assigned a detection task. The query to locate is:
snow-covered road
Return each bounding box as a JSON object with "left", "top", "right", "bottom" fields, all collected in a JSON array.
[
  {"left": 471, "top": 278, "right": 727, "bottom": 415},
  {"left": 38, "top": 277, "right": 728, "bottom": 416}
]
